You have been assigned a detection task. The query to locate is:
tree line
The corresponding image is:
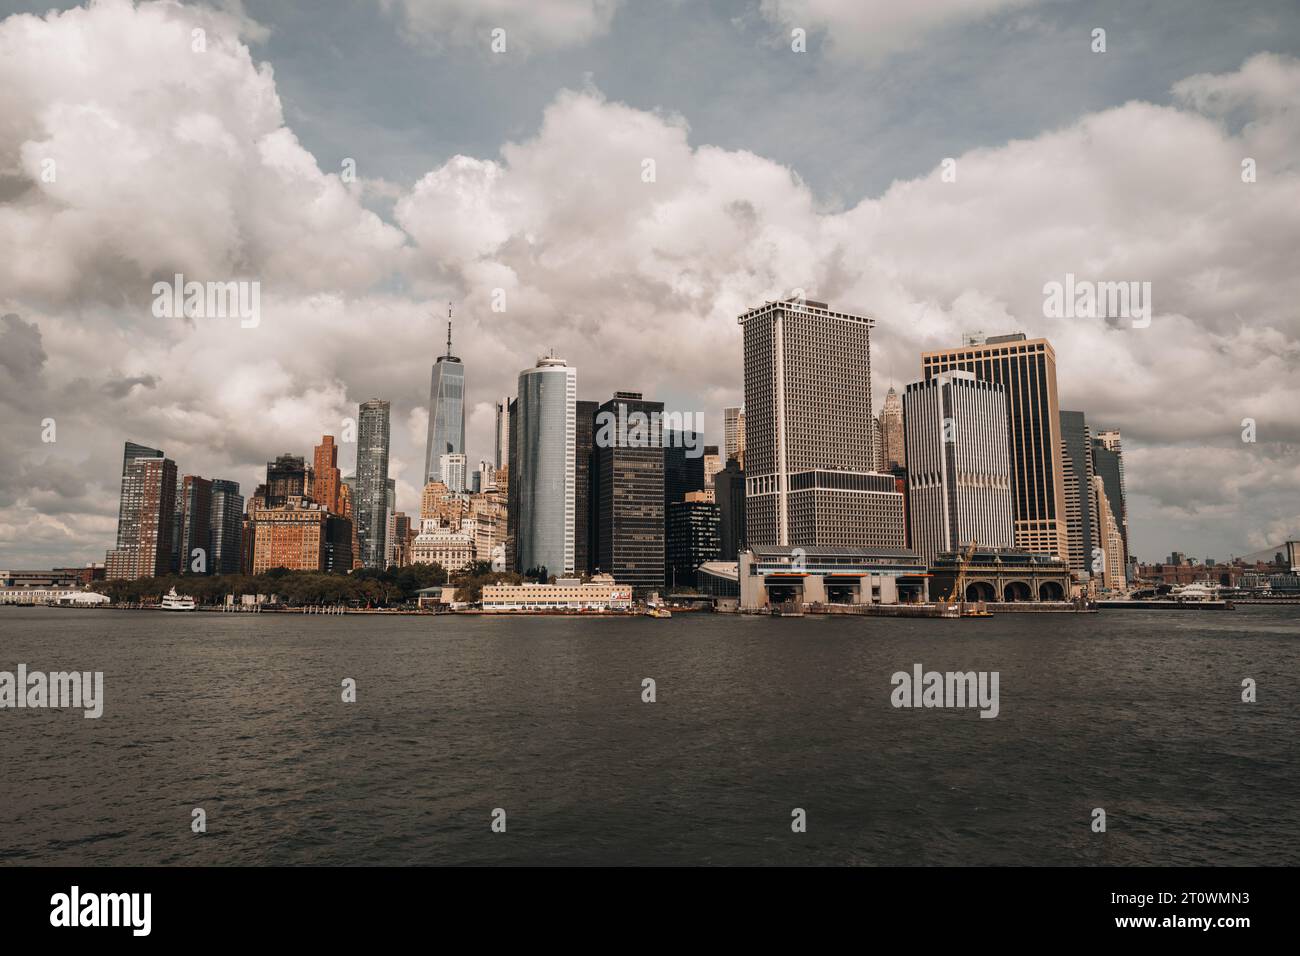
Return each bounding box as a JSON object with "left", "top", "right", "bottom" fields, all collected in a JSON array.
[{"left": 91, "top": 561, "right": 524, "bottom": 607}]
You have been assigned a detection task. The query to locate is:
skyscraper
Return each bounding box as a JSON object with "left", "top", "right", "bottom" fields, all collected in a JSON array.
[
  {"left": 575, "top": 399, "right": 599, "bottom": 575},
  {"left": 209, "top": 479, "right": 244, "bottom": 575},
  {"left": 494, "top": 396, "right": 511, "bottom": 471},
  {"left": 264, "top": 454, "right": 308, "bottom": 508},
  {"left": 1091, "top": 434, "right": 1128, "bottom": 582},
  {"left": 514, "top": 355, "right": 577, "bottom": 577},
  {"left": 715, "top": 457, "right": 746, "bottom": 560},
  {"left": 903, "top": 371, "right": 1014, "bottom": 563},
  {"left": 878, "top": 385, "right": 906, "bottom": 470},
  {"left": 174, "top": 475, "right": 213, "bottom": 574},
  {"left": 1059, "top": 411, "right": 1096, "bottom": 580},
  {"left": 312, "top": 435, "right": 342, "bottom": 513},
  {"left": 739, "top": 296, "right": 903, "bottom": 548},
  {"left": 423, "top": 309, "right": 465, "bottom": 488},
  {"left": 594, "top": 391, "right": 665, "bottom": 592},
  {"left": 723, "top": 406, "right": 745, "bottom": 464},
  {"left": 922, "top": 333, "right": 1067, "bottom": 559},
  {"left": 355, "top": 399, "right": 391, "bottom": 569},
  {"left": 106, "top": 443, "right": 177, "bottom": 580},
  {"left": 666, "top": 492, "right": 720, "bottom": 589}
]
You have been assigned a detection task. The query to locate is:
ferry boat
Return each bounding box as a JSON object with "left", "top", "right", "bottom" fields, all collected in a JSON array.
[
  {"left": 160, "top": 587, "right": 197, "bottom": 611},
  {"left": 645, "top": 606, "right": 672, "bottom": 619}
]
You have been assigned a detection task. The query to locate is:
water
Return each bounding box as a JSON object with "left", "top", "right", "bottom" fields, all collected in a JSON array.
[{"left": 1, "top": 606, "right": 1296, "bottom": 865}]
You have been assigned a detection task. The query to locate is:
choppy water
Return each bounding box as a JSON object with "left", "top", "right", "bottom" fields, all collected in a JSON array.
[{"left": 1, "top": 605, "right": 1296, "bottom": 865}]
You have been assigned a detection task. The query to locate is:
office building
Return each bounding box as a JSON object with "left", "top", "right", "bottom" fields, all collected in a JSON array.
[
  {"left": 594, "top": 391, "right": 665, "bottom": 592},
  {"left": 575, "top": 399, "right": 599, "bottom": 574},
  {"left": 739, "top": 297, "right": 903, "bottom": 549},
  {"left": 423, "top": 313, "right": 466, "bottom": 486},
  {"left": 494, "top": 396, "right": 511, "bottom": 471},
  {"left": 1058, "top": 412, "right": 1096, "bottom": 580},
  {"left": 512, "top": 355, "right": 577, "bottom": 577},
  {"left": 879, "top": 386, "right": 906, "bottom": 470},
  {"left": 922, "top": 333, "right": 1067, "bottom": 559},
  {"left": 173, "top": 475, "right": 213, "bottom": 573},
  {"left": 723, "top": 406, "right": 745, "bottom": 465},
  {"left": 666, "top": 492, "right": 720, "bottom": 589},
  {"left": 312, "top": 435, "right": 343, "bottom": 514},
  {"left": 106, "top": 444, "right": 177, "bottom": 580},
  {"left": 264, "top": 454, "right": 308, "bottom": 508},
  {"left": 902, "top": 371, "right": 1014, "bottom": 563},
  {"left": 355, "top": 399, "right": 391, "bottom": 569},
  {"left": 715, "top": 458, "right": 746, "bottom": 560},
  {"left": 439, "top": 452, "right": 468, "bottom": 494}
]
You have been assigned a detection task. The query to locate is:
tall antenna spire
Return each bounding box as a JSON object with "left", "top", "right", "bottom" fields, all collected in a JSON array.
[{"left": 446, "top": 302, "right": 453, "bottom": 358}]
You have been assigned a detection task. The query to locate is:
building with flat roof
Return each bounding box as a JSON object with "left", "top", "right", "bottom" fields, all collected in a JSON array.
[
  {"left": 738, "top": 545, "right": 928, "bottom": 609},
  {"left": 481, "top": 575, "right": 632, "bottom": 611}
]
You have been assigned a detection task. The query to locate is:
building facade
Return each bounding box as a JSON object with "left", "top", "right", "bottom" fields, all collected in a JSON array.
[
  {"left": 740, "top": 297, "right": 903, "bottom": 549},
  {"left": 715, "top": 458, "right": 746, "bottom": 560},
  {"left": 424, "top": 319, "right": 466, "bottom": 488},
  {"left": 666, "top": 493, "right": 721, "bottom": 589},
  {"left": 106, "top": 447, "right": 177, "bottom": 580},
  {"left": 878, "top": 385, "right": 906, "bottom": 470},
  {"left": 1058, "top": 411, "right": 1096, "bottom": 581},
  {"left": 355, "top": 399, "right": 391, "bottom": 569},
  {"left": 312, "top": 435, "right": 342, "bottom": 514},
  {"left": 594, "top": 392, "right": 665, "bottom": 593},
  {"left": 723, "top": 406, "right": 745, "bottom": 465},
  {"left": 903, "top": 371, "right": 1015, "bottom": 563},
  {"left": 922, "top": 333, "right": 1067, "bottom": 559},
  {"left": 513, "top": 355, "right": 577, "bottom": 577}
]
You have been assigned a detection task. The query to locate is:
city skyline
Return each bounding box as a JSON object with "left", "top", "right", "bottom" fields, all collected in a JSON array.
[{"left": 3, "top": 1, "right": 1299, "bottom": 569}]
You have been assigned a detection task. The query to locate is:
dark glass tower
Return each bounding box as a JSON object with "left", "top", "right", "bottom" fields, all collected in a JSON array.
[
  {"left": 356, "top": 399, "right": 391, "bottom": 569},
  {"left": 595, "top": 392, "right": 665, "bottom": 593}
]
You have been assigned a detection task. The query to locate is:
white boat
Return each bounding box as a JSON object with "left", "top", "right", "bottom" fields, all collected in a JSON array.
[{"left": 160, "top": 587, "right": 197, "bottom": 611}]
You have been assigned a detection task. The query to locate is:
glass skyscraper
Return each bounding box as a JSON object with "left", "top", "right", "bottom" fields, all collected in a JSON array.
[
  {"left": 513, "top": 355, "right": 576, "bottom": 577},
  {"left": 356, "top": 399, "right": 391, "bottom": 569},
  {"left": 423, "top": 318, "right": 465, "bottom": 490}
]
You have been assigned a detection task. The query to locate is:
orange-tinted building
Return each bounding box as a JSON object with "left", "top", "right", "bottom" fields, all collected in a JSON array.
[
  {"left": 251, "top": 499, "right": 328, "bottom": 573},
  {"left": 312, "top": 435, "right": 342, "bottom": 514}
]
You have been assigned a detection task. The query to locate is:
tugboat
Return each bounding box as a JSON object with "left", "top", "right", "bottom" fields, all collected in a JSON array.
[{"left": 160, "top": 587, "right": 197, "bottom": 611}]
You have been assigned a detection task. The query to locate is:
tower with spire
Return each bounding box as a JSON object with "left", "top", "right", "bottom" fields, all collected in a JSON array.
[{"left": 423, "top": 302, "right": 467, "bottom": 490}]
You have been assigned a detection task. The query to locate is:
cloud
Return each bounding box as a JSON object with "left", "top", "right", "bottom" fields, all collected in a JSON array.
[
  {"left": 377, "top": 0, "right": 620, "bottom": 52},
  {"left": 0, "top": 0, "right": 1297, "bottom": 567},
  {"left": 758, "top": 0, "right": 1040, "bottom": 60},
  {"left": 0, "top": 0, "right": 406, "bottom": 314}
]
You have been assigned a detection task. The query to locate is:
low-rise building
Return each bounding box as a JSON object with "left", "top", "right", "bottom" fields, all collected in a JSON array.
[
  {"left": 738, "top": 546, "right": 928, "bottom": 608},
  {"left": 481, "top": 575, "right": 632, "bottom": 611}
]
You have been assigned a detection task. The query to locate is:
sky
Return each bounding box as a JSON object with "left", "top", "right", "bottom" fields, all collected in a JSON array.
[{"left": 1, "top": 0, "right": 1298, "bottom": 569}]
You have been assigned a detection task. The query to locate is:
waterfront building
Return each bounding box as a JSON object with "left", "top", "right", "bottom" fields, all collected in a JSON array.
[
  {"left": 355, "top": 399, "right": 391, "bottom": 569},
  {"left": 209, "top": 479, "right": 244, "bottom": 575},
  {"left": 666, "top": 492, "right": 720, "bottom": 589},
  {"left": 922, "top": 333, "right": 1067, "bottom": 559},
  {"left": 594, "top": 391, "right": 665, "bottom": 593},
  {"left": 739, "top": 297, "right": 903, "bottom": 549},
  {"left": 929, "top": 547, "right": 1072, "bottom": 603},
  {"left": 423, "top": 312, "right": 466, "bottom": 487},
  {"left": 512, "top": 355, "right": 577, "bottom": 577},
  {"left": 902, "top": 371, "right": 1014, "bottom": 564},
  {"left": 1059, "top": 412, "right": 1097, "bottom": 581},
  {"left": 411, "top": 520, "right": 475, "bottom": 571},
  {"left": 173, "top": 475, "right": 213, "bottom": 573},
  {"left": 481, "top": 575, "right": 632, "bottom": 612},
  {"left": 106, "top": 445, "right": 177, "bottom": 580},
  {"left": 251, "top": 497, "right": 329, "bottom": 574},
  {"left": 738, "top": 546, "right": 928, "bottom": 608}
]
